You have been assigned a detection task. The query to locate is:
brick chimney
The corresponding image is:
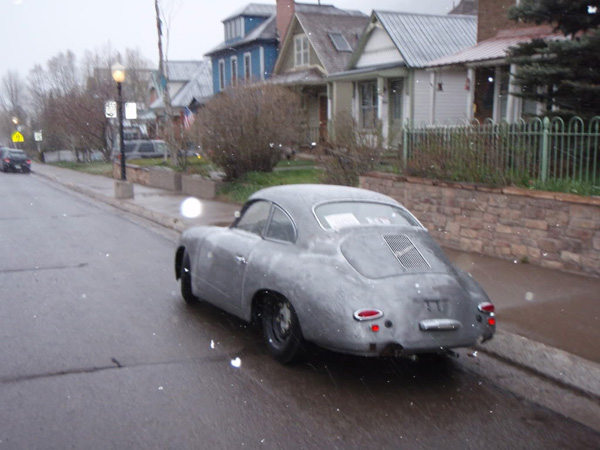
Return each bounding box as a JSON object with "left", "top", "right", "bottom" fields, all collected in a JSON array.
[{"left": 276, "top": 0, "right": 295, "bottom": 45}]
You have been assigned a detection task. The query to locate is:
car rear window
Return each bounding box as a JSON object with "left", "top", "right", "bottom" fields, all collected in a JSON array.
[
  {"left": 9, "top": 151, "right": 26, "bottom": 157},
  {"left": 315, "top": 201, "right": 420, "bottom": 230}
]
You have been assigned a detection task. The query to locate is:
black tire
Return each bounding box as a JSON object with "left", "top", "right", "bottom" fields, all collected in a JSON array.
[
  {"left": 262, "top": 295, "right": 305, "bottom": 364},
  {"left": 180, "top": 251, "right": 198, "bottom": 304}
]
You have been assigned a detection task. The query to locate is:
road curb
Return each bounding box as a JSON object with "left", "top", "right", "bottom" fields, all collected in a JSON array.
[
  {"left": 476, "top": 331, "right": 600, "bottom": 400},
  {"left": 35, "top": 169, "right": 600, "bottom": 402}
]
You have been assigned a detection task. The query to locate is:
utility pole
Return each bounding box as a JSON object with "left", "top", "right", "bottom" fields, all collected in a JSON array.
[{"left": 155, "top": 0, "right": 176, "bottom": 164}]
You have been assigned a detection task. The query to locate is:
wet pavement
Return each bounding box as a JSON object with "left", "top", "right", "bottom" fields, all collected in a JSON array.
[{"left": 30, "top": 162, "right": 600, "bottom": 400}]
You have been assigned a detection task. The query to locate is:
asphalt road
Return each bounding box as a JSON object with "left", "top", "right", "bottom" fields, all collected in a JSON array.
[{"left": 0, "top": 172, "right": 598, "bottom": 449}]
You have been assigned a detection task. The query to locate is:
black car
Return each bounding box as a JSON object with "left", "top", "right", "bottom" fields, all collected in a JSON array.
[{"left": 0, "top": 148, "right": 31, "bottom": 173}]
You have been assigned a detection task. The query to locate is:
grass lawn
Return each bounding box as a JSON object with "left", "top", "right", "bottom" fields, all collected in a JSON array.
[
  {"left": 218, "top": 168, "right": 324, "bottom": 204},
  {"left": 51, "top": 161, "right": 113, "bottom": 177}
]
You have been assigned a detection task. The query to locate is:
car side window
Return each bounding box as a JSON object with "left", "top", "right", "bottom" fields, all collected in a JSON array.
[
  {"left": 235, "top": 201, "right": 271, "bottom": 236},
  {"left": 139, "top": 143, "right": 153, "bottom": 154},
  {"left": 265, "top": 206, "right": 296, "bottom": 243}
]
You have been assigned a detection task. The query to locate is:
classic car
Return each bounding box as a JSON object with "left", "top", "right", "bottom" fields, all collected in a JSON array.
[{"left": 175, "top": 184, "right": 495, "bottom": 364}]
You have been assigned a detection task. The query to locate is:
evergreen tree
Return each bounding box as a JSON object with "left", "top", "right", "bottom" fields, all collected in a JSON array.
[{"left": 507, "top": 0, "right": 600, "bottom": 118}]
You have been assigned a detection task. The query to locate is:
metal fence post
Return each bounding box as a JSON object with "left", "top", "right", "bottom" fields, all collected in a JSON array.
[{"left": 540, "top": 117, "right": 550, "bottom": 181}]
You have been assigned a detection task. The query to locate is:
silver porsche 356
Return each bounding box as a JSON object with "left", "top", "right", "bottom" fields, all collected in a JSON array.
[{"left": 175, "top": 184, "right": 495, "bottom": 364}]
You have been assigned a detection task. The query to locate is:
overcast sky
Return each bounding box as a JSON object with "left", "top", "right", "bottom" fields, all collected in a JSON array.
[{"left": 2, "top": 0, "right": 458, "bottom": 77}]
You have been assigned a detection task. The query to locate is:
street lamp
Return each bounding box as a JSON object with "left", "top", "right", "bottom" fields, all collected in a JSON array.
[{"left": 112, "top": 62, "right": 127, "bottom": 181}]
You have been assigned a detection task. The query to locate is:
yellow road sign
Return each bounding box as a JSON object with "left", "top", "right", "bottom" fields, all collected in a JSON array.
[{"left": 12, "top": 131, "right": 24, "bottom": 143}]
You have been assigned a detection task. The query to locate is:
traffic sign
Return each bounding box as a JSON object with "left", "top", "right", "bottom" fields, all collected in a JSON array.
[
  {"left": 12, "top": 131, "right": 24, "bottom": 143},
  {"left": 34, "top": 131, "right": 43, "bottom": 142},
  {"left": 105, "top": 101, "right": 117, "bottom": 118}
]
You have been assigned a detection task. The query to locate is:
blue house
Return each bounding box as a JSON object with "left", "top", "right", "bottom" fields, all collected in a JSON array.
[{"left": 205, "top": 4, "right": 279, "bottom": 93}]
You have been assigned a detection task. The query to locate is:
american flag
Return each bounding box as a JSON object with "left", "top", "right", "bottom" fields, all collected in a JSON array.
[{"left": 183, "top": 107, "right": 195, "bottom": 130}]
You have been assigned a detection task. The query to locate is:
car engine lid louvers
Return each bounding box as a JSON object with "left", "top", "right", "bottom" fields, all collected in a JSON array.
[{"left": 383, "top": 234, "right": 430, "bottom": 271}]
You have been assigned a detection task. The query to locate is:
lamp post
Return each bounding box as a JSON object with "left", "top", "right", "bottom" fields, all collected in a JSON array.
[{"left": 111, "top": 62, "right": 126, "bottom": 181}]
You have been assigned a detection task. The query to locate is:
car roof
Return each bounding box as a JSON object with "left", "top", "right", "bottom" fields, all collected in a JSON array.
[{"left": 249, "top": 184, "right": 401, "bottom": 212}]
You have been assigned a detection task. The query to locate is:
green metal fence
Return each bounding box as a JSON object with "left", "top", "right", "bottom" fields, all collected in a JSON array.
[{"left": 401, "top": 116, "right": 600, "bottom": 185}]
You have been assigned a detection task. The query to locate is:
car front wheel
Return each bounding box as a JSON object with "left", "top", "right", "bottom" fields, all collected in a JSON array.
[{"left": 262, "top": 295, "right": 305, "bottom": 364}]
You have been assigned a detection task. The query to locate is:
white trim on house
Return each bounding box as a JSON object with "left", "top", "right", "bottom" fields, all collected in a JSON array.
[
  {"left": 218, "top": 59, "right": 225, "bottom": 91},
  {"left": 260, "top": 46, "right": 265, "bottom": 80}
]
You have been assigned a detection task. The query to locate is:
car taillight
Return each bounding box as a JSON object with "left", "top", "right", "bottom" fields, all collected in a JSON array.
[
  {"left": 26, "top": 159, "right": 31, "bottom": 164},
  {"left": 3, "top": 158, "right": 8, "bottom": 163},
  {"left": 478, "top": 302, "right": 495, "bottom": 313},
  {"left": 353, "top": 309, "right": 384, "bottom": 321}
]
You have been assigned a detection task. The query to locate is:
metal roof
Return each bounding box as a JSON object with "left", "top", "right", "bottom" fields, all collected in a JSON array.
[
  {"left": 374, "top": 11, "right": 477, "bottom": 68},
  {"left": 426, "top": 26, "right": 561, "bottom": 67},
  {"left": 205, "top": 15, "right": 277, "bottom": 56},
  {"left": 164, "top": 61, "right": 205, "bottom": 81},
  {"left": 151, "top": 60, "right": 213, "bottom": 109},
  {"left": 222, "top": 3, "right": 275, "bottom": 22}
]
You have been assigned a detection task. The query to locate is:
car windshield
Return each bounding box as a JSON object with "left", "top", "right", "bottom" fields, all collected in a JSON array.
[{"left": 314, "top": 201, "right": 421, "bottom": 230}]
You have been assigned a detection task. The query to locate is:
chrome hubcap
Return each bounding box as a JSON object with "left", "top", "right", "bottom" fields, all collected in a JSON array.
[{"left": 276, "top": 302, "right": 292, "bottom": 337}]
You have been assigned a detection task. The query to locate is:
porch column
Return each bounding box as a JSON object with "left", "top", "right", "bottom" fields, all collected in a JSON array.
[
  {"left": 378, "top": 77, "right": 388, "bottom": 144},
  {"left": 466, "top": 67, "right": 475, "bottom": 121},
  {"left": 429, "top": 71, "right": 437, "bottom": 123},
  {"left": 506, "top": 64, "right": 520, "bottom": 123},
  {"left": 493, "top": 66, "right": 502, "bottom": 122}
]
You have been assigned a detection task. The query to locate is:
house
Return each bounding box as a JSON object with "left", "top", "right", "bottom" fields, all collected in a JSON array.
[
  {"left": 148, "top": 60, "right": 213, "bottom": 136},
  {"left": 328, "top": 11, "right": 477, "bottom": 145},
  {"left": 205, "top": 4, "right": 278, "bottom": 93},
  {"left": 270, "top": 1, "right": 368, "bottom": 143},
  {"left": 425, "top": 0, "right": 560, "bottom": 123}
]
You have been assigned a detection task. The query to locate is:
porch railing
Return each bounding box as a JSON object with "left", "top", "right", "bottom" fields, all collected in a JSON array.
[{"left": 400, "top": 116, "right": 600, "bottom": 185}]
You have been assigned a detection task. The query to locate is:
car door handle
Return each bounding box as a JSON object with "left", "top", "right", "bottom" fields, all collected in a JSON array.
[{"left": 235, "top": 256, "right": 247, "bottom": 265}]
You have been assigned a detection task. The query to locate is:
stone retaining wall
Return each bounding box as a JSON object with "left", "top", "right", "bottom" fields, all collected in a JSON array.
[
  {"left": 360, "top": 172, "right": 600, "bottom": 278},
  {"left": 112, "top": 162, "right": 218, "bottom": 199}
]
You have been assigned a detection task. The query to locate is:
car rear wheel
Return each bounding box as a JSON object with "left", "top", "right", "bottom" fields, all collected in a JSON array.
[
  {"left": 262, "top": 295, "right": 305, "bottom": 364},
  {"left": 180, "top": 251, "right": 198, "bottom": 304}
]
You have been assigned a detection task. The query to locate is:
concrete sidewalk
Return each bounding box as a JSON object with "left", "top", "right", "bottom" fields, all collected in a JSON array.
[{"left": 31, "top": 162, "right": 600, "bottom": 401}]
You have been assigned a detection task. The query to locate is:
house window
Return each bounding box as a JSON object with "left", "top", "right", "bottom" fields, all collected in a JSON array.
[
  {"left": 218, "top": 59, "right": 225, "bottom": 91},
  {"left": 294, "top": 35, "right": 309, "bottom": 67},
  {"left": 231, "top": 56, "right": 238, "bottom": 86},
  {"left": 244, "top": 53, "right": 252, "bottom": 81},
  {"left": 360, "top": 81, "right": 378, "bottom": 129}
]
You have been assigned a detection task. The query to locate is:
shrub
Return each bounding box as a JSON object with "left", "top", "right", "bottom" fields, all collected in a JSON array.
[
  {"left": 198, "top": 84, "right": 303, "bottom": 181},
  {"left": 320, "top": 112, "right": 384, "bottom": 186}
]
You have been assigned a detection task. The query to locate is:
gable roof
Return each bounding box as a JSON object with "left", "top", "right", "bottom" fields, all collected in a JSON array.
[
  {"left": 349, "top": 11, "right": 477, "bottom": 69},
  {"left": 207, "top": 2, "right": 365, "bottom": 57},
  {"left": 294, "top": 12, "right": 369, "bottom": 74},
  {"left": 151, "top": 60, "right": 213, "bottom": 110},
  {"left": 164, "top": 61, "right": 206, "bottom": 81}
]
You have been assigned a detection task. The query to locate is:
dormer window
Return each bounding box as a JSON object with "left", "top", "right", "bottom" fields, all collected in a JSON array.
[
  {"left": 225, "top": 17, "right": 244, "bottom": 41},
  {"left": 328, "top": 32, "right": 352, "bottom": 52},
  {"left": 294, "top": 34, "right": 309, "bottom": 67}
]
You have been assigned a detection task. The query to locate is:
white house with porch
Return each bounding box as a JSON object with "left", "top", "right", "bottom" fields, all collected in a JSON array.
[{"left": 328, "top": 11, "right": 477, "bottom": 146}]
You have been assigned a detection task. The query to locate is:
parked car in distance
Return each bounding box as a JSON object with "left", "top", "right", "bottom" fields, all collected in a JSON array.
[
  {"left": 0, "top": 147, "right": 31, "bottom": 173},
  {"left": 111, "top": 140, "right": 167, "bottom": 160},
  {"left": 175, "top": 184, "right": 496, "bottom": 364}
]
